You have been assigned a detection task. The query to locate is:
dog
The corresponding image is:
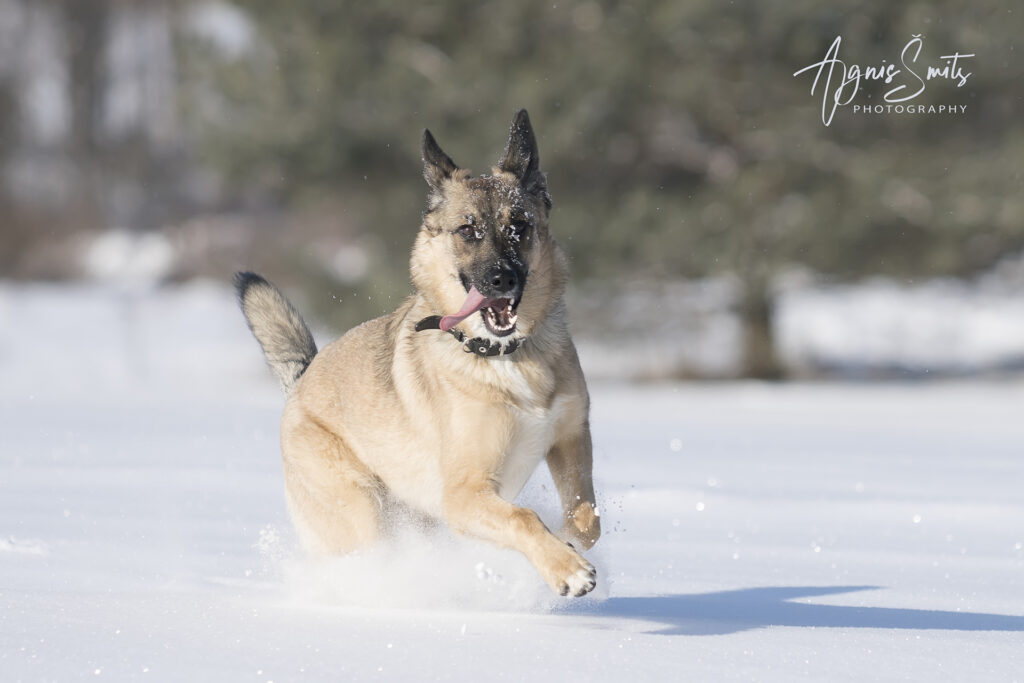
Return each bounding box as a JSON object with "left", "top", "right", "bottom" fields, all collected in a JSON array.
[{"left": 235, "top": 110, "right": 599, "bottom": 597}]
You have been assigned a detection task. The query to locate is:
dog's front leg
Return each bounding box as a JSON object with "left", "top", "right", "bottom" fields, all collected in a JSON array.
[
  {"left": 442, "top": 475, "right": 596, "bottom": 597},
  {"left": 545, "top": 424, "right": 601, "bottom": 550}
]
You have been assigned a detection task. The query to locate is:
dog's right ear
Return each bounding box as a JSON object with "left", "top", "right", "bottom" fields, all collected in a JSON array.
[{"left": 422, "top": 129, "right": 459, "bottom": 193}]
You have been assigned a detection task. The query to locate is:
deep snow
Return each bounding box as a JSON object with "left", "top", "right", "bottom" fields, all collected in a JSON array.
[{"left": 1, "top": 282, "right": 1022, "bottom": 681}]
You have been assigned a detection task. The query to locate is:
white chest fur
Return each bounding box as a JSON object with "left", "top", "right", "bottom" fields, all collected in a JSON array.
[{"left": 496, "top": 395, "right": 571, "bottom": 502}]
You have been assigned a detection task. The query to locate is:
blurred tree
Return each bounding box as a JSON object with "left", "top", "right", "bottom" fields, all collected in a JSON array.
[
  {"left": 59, "top": 0, "right": 111, "bottom": 227},
  {"left": 0, "top": 77, "right": 20, "bottom": 273},
  {"left": 0, "top": 0, "right": 185, "bottom": 270},
  {"left": 183, "top": 0, "right": 1024, "bottom": 377}
]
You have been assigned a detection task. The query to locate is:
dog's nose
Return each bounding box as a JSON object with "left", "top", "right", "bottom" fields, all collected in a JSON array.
[{"left": 488, "top": 266, "right": 518, "bottom": 293}]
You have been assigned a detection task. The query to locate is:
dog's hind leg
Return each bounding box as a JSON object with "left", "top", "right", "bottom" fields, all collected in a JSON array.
[{"left": 281, "top": 414, "right": 383, "bottom": 556}]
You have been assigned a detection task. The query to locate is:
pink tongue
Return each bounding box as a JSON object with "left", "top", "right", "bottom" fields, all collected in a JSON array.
[{"left": 439, "top": 286, "right": 492, "bottom": 332}]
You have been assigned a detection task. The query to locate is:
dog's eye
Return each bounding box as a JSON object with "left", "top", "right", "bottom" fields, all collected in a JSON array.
[
  {"left": 510, "top": 220, "right": 531, "bottom": 237},
  {"left": 456, "top": 224, "right": 478, "bottom": 240}
]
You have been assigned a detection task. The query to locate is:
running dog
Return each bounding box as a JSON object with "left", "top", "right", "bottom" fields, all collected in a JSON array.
[{"left": 236, "top": 110, "right": 599, "bottom": 596}]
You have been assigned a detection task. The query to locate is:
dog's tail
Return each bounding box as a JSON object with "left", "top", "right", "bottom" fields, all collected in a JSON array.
[{"left": 234, "top": 272, "right": 318, "bottom": 394}]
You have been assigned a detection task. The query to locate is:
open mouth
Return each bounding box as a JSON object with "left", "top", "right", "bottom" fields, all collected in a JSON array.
[
  {"left": 481, "top": 298, "right": 518, "bottom": 337},
  {"left": 438, "top": 285, "right": 520, "bottom": 338}
]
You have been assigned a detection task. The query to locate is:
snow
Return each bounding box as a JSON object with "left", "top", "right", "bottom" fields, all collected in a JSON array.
[
  {"left": 1, "top": 281, "right": 1023, "bottom": 681},
  {"left": 777, "top": 276, "right": 1024, "bottom": 374},
  {"left": 82, "top": 230, "right": 176, "bottom": 284},
  {"left": 573, "top": 266, "right": 1024, "bottom": 379}
]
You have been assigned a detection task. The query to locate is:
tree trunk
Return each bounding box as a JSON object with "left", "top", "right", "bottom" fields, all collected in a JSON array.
[
  {"left": 739, "top": 286, "right": 784, "bottom": 380},
  {"left": 59, "top": 0, "right": 110, "bottom": 228}
]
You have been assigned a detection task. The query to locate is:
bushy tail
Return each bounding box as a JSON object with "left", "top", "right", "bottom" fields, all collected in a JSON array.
[{"left": 234, "top": 272, "right": 318, "bottom": 394}]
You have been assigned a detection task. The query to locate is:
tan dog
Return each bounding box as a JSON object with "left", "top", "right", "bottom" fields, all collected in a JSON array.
[{"left": 236, "top": 110, "right": 599, "bottom": 596}]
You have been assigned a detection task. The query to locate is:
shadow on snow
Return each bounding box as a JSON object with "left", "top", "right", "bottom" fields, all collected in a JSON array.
[{"left": 571, "top": 586, "right": 1024, "bottom": 636}]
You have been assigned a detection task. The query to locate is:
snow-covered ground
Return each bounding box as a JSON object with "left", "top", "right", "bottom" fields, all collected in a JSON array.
[
  {"left": 572, "top": 264, "right": 1024, "bottom": 379},
  {"left": 1, "top": 282, "right": 1023, "bottom": 681}
]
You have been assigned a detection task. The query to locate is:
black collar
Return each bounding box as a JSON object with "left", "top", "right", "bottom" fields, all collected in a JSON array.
[{"left": 414, "top": 315, "right": 523, "bottom": 357}]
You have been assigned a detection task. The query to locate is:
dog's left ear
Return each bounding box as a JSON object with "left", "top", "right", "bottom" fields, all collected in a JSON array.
[{"left": 499, "top": 109, "right": 550, "bottom": 206}]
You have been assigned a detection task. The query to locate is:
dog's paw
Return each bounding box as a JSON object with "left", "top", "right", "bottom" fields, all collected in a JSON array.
[
  {"left": 539, "top": 540, "right": 597, "bottom": 597},
  {"left": 563, "top": 501, "right": 601, "bottom": 551},
  {"left": 560, "top": 558, "right": 597, "bottom": 598}
]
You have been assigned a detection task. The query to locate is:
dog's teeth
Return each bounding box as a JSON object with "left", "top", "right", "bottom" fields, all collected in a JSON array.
[{"left": 482, "top": 302, "right": 517, "bottom": 334}]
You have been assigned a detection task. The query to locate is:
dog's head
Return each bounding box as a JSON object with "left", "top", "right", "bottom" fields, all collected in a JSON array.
[{"left": 411, "top": 109, "right": 567, "bottom": 341}]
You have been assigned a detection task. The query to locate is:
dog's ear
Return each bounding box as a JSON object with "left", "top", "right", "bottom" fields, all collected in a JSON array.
[
  {"left": 499, "top": 109, "right": 550, "bottom": 206},
  {"left": 422, "top": 129, "right": 459, "bottom": 192}
]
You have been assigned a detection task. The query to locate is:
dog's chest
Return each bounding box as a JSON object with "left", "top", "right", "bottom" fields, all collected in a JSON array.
[{"left": 496, "top": 395, "right": 571, "bottom": 502}]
